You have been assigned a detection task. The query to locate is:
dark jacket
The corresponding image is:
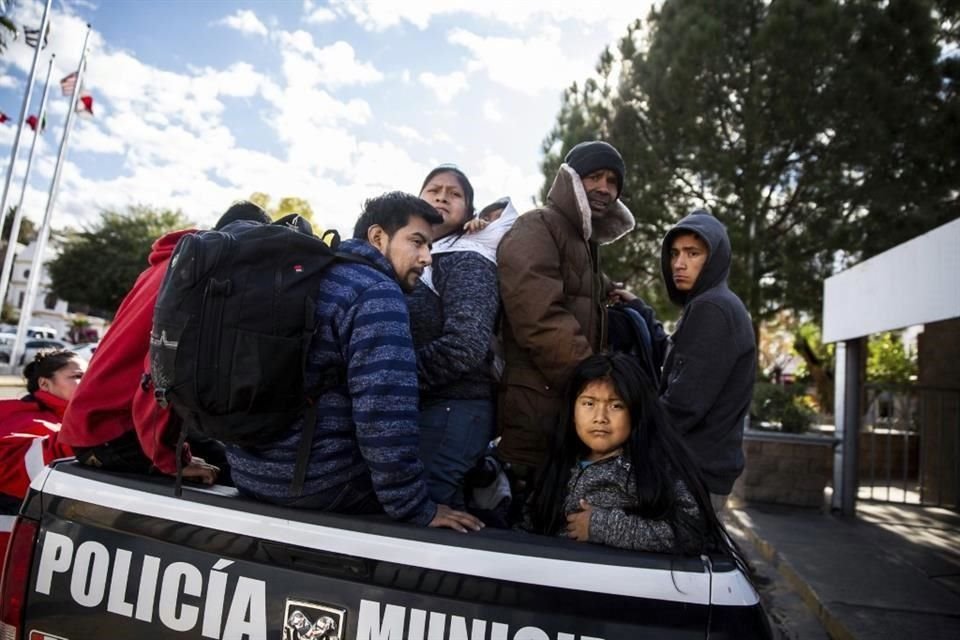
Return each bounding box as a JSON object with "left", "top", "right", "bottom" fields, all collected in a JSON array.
[
  {"left": 407, "top": 250, "right": 499, "bottom": 402},
  {"left": 496, "top": 164, "right": 635, "bottom": 469},
  {"left": 226, "top": 240, "right": 436, "bottom": 525},
  {"left": 659, "top": 212, "right": 756, "bottom": 495}
]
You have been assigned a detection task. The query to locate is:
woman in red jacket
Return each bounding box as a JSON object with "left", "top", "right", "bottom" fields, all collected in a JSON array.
[
  {"left": 0, "top": 349, "right": 83, "bottom": 573},
  {"left": 0, "top": 349, "right": 83, "bottom": 437}
]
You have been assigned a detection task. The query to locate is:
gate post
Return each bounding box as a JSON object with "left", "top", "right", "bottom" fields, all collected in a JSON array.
[{"left": 833, "top": 338, "right": 863, "bottom": 516}]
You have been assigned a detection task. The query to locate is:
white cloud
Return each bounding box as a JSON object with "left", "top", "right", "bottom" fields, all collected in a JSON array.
[
  {"left": 303, "top": 0, "right": 337, "bottom": 25},
  {"left": 329, "top": 0, "right": 649, "bottom": 33},
  {"left": 0, "top": 0, "right": 619, "bottom": 240},
  {"left": 447, "top": 27, "right": 595, "bottom": 95},
  {"left": 200, "top": 62, "right": 271, "bottom": 98},
  {"left": 482, "top": 99, "right": 502, "bottom": 122},
  {"left": 469, "top": 151, "right": 543, "bottom": 211},
  {"left": 387, "top": 124, "right": 427, "bottom": 143},
  {"left": 328, "top": 0, "right": 431, "bottom": 31},
  {"left": 217, "top": 9, "right": 269, "bottom": 38},
  {"left": 70, "top": 120, "right": 125, "bottom": 155},
  {"left": 418, "top": 71, "right": 468, "bottom": 104},
  {"left": 276, "top": 31, "right": 383, "bottom": 88}
]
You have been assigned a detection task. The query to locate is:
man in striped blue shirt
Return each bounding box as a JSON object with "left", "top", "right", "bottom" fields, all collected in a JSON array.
[{"left": 227, "top": 192, "right": 483, "bottom": 532}]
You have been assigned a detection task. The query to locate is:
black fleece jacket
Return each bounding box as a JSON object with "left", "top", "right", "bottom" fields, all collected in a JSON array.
[{"left": 658, "top": 211, "right": 756, "bottom": 495}]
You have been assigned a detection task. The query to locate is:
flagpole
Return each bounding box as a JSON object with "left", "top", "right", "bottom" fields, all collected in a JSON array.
[
  {"left": 0, "top": 0, "right": 52, "bottom": 244},
  {"left": 9, "top": 24, "right": 91, "bottom": 371},
  {"left": 0, "top": 54, "right": 55, "bottom": 320}
]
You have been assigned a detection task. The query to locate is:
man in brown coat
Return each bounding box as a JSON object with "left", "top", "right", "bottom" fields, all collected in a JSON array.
[{"left": 496, "top": 141, "right": 635, "bottom": 486}]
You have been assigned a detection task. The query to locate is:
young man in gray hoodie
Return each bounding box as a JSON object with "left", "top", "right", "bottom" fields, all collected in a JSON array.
[
  {"left": 658, "top": 210, "right": 756, "bottom": 510},
  {"left": 612, "top": 209, "right": 755, "bottom": 510}
]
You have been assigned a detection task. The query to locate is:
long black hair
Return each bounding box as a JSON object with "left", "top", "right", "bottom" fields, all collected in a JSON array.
[{"left": 527, "top": 352, "right": 737, "bottom": 557}]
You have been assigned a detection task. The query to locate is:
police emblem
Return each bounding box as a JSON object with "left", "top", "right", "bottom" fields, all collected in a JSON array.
[{"left": 282, "top": 599, "right": 346, "bottom": 640}]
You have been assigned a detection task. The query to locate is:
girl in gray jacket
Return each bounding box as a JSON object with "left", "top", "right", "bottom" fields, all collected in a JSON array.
[{"left": 527, "top": 352, "right": 733, "bottom": 555}]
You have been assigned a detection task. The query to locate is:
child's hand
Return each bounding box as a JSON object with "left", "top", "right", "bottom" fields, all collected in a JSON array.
[
  {"left": 565, "top": 499, "right": 593, "bottom": 542},
  {"left": 462, "top": 218, "right": 490, "bottom": 234}
]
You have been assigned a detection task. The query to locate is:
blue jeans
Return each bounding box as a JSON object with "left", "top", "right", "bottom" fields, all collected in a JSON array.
[{"left": 419, "top": 398, "right": 494, "bottom": 509}]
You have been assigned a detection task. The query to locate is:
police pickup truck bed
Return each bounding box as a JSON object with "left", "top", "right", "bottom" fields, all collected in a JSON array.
[{"left": 1, "top": 461, "right": 771, "bottom": 640}]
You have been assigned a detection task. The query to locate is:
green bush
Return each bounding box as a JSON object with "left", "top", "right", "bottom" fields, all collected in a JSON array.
[{"left": 752, "top": 382, "right": 816, "bottom": 433}]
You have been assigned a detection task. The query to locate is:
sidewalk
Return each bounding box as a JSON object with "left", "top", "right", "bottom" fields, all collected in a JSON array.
[
  {"left": 0, "top": 374, "right": 23, "bottom": 399},
  {"left": 728, "top": 501, "right": 960, "bottom": 639}
]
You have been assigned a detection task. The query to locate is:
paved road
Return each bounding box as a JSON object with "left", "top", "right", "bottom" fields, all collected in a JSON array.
[
  {"left": 728, "top": 501, "right": 960, "bottom": 640},
  {"left": 723, "top": 510, "right": 830, "bottom": 639},
  {"left": 0, "top": 376, "right": 23, "bottom": 399}
]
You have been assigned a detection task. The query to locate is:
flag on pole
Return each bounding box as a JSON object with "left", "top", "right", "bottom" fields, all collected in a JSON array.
[
  {"left": 23, "top": 23, "right": 50, "bottom": 49},
  {"left": 60, "top": 71, "right": 78, "bottom": 97},
  {"left": 76, "top": 93, "right": 94, "bottom": 117},
  {"left": 26, "top": 115, "right": 46, "bottom": 132},
  {"left": 0, "top": 112, "right": 8, "bottom": 124}
]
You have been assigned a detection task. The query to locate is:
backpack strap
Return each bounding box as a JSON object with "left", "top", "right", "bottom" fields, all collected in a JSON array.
[
  {"left": 291, "top": 402, "right": 318, "bottom": 496},
  {"left": 321, "top": 229, "right": 341, "bottom": 247},
  {"left": 173, "top": 419, "right": 188, "bottom": 498}
]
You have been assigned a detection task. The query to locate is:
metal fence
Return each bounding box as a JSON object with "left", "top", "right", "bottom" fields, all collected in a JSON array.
[{"left": 860, "top": 384, "right": 959, "bottom": 510}]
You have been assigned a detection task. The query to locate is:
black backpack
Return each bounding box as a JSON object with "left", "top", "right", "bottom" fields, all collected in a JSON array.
[
  {"left": 607, "top": 302, "right": 661, "bottom": 387},
  {"left": 149, "top": 216, "right": 365, "bottom": 495}
]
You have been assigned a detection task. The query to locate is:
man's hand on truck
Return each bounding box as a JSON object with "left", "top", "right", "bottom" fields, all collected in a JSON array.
[{"left": 429, "top": 504, "right": 485, "bottom": 533}]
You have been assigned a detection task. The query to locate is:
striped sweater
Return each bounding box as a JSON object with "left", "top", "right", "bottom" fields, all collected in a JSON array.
[{"left": 226, "top": 239, "right": 436, "bottom": 525}]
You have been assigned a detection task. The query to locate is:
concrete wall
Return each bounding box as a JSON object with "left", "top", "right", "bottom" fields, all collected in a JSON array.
[{"left": 734, "top": 431, "right": 835, "bottom": 508}]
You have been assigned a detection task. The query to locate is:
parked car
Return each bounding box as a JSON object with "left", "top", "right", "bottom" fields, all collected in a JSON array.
[
  {"left": 26, "top": 326, "right": 59, "bottom": 340},
  {"left": 71, "top": 342, "right": 99, "bottom": 362},
  {"left": 0, "top": 332, "right": 16, "bottom": 364},
  {"left": 18, "top": 338, "right": 71, "bottom": 365}
]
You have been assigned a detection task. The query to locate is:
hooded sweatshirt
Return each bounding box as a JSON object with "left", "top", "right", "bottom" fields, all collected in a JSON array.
[
  {"left": 659, "top": 211, "right": 755, "bottom": 495},
  {"left": 59, "top": 229, "right": 196, "bottom": 474}
]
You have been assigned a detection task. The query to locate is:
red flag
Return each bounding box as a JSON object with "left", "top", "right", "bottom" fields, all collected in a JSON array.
[
  {"left": 0, "top": 112, "right": 8, "bottom": 124},
  {"left": 26, "top": 115, "right": 46, "bottom": 132},
  {"left": 76, "top": 94, "right": 94, "bottom": 117}
]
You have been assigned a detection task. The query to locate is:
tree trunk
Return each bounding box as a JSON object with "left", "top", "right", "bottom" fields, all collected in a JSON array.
[{"left": 794, "top": 334, "right": 834, "bottom": 414}]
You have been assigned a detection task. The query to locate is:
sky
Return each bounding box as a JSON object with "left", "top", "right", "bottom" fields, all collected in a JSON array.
[{"left": 0, "top": 0, "right": 653, "bottom": 236}]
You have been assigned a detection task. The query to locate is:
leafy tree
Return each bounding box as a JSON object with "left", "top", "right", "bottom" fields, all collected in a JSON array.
[
  {"left": 867, "top": 331, "right": 917, "bottom": 384},
  {"left": 0, "top": 14, "right": 16, "bottom": 56},
  {"left": 542, "top": 0, "right": 959, "bottom": 326},
  {"left": 248, "top": 192, "right": 316, "bottom": 225},
  {"left": 793, "top": 321, "right": 835, "bottom": 413},
  {"left": 48, "top": 206, "right": 192, "bottom": 316},
  {"left": 1, "top": 206, "right": 38, "bottom": 251}
]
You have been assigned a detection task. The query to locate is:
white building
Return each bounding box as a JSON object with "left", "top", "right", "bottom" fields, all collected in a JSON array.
[{"left": 3, "top": 239, "right": 107, "bottom": 340}]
